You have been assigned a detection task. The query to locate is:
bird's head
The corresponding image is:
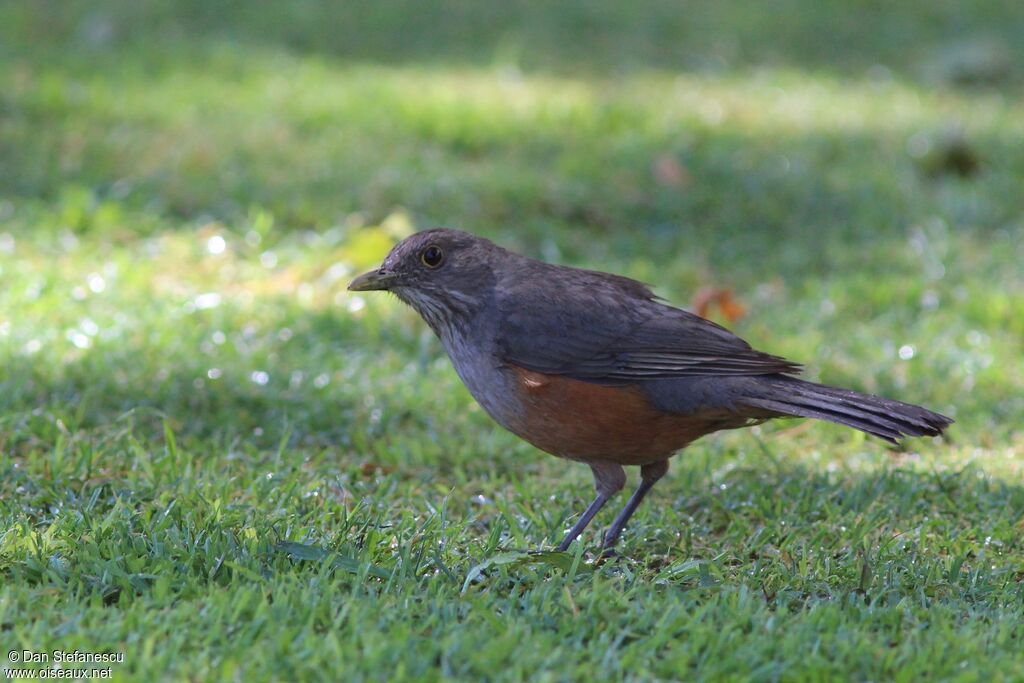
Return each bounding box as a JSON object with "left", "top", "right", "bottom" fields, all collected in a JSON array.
[{"left": 348, "top": 228, "right": 501, "bottom": 333}]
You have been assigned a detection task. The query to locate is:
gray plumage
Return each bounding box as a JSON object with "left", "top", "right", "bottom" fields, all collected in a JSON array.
[
  {"left": 349, "top": 228, "right": 952, "bottom": 552},
  {"left": 368, "top": 228, "right": 950, "bottom": 444}
]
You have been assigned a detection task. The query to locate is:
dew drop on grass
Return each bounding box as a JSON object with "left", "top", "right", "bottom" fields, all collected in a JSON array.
[
  {"left": 194, "top": 293, "right": 221, "bottom": 310},
  {"left": 898, "top": 345, "right": 915, "bottom": 360},
  {"left": 323, "top": 262, "right": 351, "bottom": 283},
  {"left": 347, "top": 296, "right": 366, "bottom": 313},
  {"left": 59, "top": 230, "right": 79, "bottom": 251},
  {"left": 207, "top": 368, "right": 222, "bottom": 380},
  {"left": 67, "top": 330, "right": 91, "bottom": 349},
  {"left": 207, "top": 235, "right": 226, "bottom": 254}
]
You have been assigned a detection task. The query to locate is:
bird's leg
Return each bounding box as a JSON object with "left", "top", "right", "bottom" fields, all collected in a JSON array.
[
  {"left": 556, "top": 461, "right": 625, "bottom": 552},
  {"left": 600, "top": 460, "right": 669, "bottom": 551}
]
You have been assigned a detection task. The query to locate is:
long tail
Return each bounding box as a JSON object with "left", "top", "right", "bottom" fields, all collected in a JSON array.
[{"left": 742, "top": 376, "right": 953, "bottom": 444}]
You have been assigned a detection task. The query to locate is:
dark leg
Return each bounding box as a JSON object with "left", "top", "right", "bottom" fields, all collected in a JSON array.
[
  {"left": 601, "top": 460, "right": 669, "bottom": 550},
  {"left": 556, "top": 461, "right": 625, "bottom": 552}
]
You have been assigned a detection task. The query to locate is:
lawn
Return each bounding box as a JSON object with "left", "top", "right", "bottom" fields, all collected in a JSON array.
[{"left": 1, "top": 1, "right": 1023, "bottom": 680}]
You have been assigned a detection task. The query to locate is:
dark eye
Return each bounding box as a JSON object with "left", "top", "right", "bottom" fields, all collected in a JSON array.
[{"left": 420, "top": 245, "right": 444, "bottom": 268}]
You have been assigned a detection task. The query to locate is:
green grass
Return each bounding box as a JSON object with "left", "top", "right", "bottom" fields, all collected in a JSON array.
[{"left": 2, "top": 1, "right": 1023, "bottom": 680}]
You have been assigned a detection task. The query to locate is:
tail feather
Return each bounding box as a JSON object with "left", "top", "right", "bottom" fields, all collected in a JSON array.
[{"left": 743, "top": 377, "right": 953, "bottom": 444}]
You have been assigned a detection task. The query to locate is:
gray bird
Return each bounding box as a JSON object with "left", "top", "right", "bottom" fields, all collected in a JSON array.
[{"left": 349, "top": 229, "right": 952, "bottom": 553}]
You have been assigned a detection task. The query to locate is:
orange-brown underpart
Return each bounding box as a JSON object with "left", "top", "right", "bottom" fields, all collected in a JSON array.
[{"left": 508, "top": 366, "right": 743, "bottom": 465}]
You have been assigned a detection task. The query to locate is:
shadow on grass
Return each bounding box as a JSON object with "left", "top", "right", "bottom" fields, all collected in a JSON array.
[
  {"left": 5, "top": 0, "right": 1024, "bottom": 83},
  {"left": 3, "top": 443, "right": 1022, "bottom": 611}
]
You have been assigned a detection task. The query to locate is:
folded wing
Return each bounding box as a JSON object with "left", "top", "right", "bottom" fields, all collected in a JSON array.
[{"left": 495, "top": 267, "right": 800, "bottom": 385}]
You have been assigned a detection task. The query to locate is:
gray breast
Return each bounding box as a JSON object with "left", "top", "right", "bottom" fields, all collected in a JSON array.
[{"left": 436, "top": 323, "right": 524, "bottom": 432}]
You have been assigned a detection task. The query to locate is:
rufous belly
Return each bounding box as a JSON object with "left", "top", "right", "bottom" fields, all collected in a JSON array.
[{"left": 503, "top": 366, "right": 744, "bottom": 465}]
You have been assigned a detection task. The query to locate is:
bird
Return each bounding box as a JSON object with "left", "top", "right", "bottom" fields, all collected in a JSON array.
[{"left": 348, "top": 229, "right": 952, "bottom": 553}]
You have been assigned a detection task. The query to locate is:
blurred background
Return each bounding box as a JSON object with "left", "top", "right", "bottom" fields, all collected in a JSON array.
[{"left": 1, "top": 0, "right": 1022, "bottom": 463}]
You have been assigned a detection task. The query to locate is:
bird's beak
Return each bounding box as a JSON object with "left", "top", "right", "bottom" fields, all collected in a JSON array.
[{"left": 347, "top": 268, "right": 397, "bottom": 292}]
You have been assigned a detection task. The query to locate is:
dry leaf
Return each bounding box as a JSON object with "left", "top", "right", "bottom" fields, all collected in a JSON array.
[
  {"left": 692, "top": 286, "right": 747, "bottom": 323},
  {"left": 359, "top": 461, "right": 394, "bottom": 476}
]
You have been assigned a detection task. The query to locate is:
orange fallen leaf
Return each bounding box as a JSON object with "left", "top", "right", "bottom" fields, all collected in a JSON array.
[
  {"left": 692, "top": 286, "right": 747, "bottom": 324},
  {"left": 359, "top": 461, "right": 395, "bottom": 477}
]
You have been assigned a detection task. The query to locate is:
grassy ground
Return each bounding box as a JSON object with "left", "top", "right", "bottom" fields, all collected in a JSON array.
[{"left": 2, "top": 1, "right": 1023, "bottom": 680}]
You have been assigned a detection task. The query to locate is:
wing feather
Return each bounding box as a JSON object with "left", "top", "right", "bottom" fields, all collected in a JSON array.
[{"left": 495, "top": 266, "right": 800, "bottom": 384}]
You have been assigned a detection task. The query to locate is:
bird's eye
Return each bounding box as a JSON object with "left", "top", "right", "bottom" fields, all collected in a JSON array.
[{"left": 420, "top": 245, "right": 444, "bottom": 268}]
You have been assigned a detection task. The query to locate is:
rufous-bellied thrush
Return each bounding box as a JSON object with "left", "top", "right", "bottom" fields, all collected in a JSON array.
[{"left": 349, "top": 229, "right": 952, "bottom": 552}]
